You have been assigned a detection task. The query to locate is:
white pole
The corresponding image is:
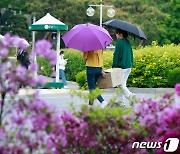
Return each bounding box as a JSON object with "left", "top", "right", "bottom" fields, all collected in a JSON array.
[
  {"left": 32, "top": 16, "right": 36, "bottom": 49},
  {"left": 55, "top": 30, "right": 61, "bottom": 82},
  {"left": 100, "top": 1, "right": 103, "bottom": 27},
  {"left": 32, "top": 16, "right": 37, "bottom": 79}
]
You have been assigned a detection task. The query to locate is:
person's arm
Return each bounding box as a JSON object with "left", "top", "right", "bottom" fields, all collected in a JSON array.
[
  {"left": 83, "top": 52, "right": 88, "bottom": 60},
  {"left": 129, "top": 44, "right": 133, "bottom": 66},
  {"left": 131, "top": 49, "right": 134, "bottom": 65},
  {"left": 101, "top": 50, "right": 106, "bottom": 77},
  {"left": 59, "top": 55, "right": 67, "bottom": 66},
  {"left": 112, "top": 41, "right": 122, "bottom": 68}
]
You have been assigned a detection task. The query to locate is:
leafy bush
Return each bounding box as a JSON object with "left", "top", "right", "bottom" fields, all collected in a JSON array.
[
  {"left": 74, "top": 43, "right": 180, "bottom": 88},
  {"left": 75, "top": 70, "right": 88, "bottom": 89},
  {"left": 75, "top": 106, "right": 140, "bottom": 153},
  {"left": 63, "top": 49, "right": 86, "bottom": 81},
  {"left": 37, "top": 57, "right": 53, "bottom": 77},
  {"left": 56, "top": 43, "right": 180, "bottom": 88},
  {"left": 168, "top": 67, "right": 180, "bottom": 87},
  {"left": 103, "top": 51, "right": 113, "bottom": 69},
  {"left": 71, "top": 87, "right": 180, "bottom": 153},
  {"left": 128, "top": 43, "right": 180, "bottom": 87}
]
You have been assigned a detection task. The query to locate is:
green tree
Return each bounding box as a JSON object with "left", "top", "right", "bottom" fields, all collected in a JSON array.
[
  {"left": 113, "top": 0, "right": 166, "bottom": 45},
  {"left": 1, "top": 0, "right": 179, "bottom": 45},
  {"left": 159, "top": 0, "right": 180, "bottom": 44},
  {"left": 0, "top": 0, "right": 10, "bottom": 8},
  {"left": 1, "top": 14, "right": 29, "bottom": 39},
  {"left": 145, "top": 0, "right": 180, "bottom": 44}
]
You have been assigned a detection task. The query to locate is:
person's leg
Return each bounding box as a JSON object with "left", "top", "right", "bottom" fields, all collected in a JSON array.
[
  {"left": 86, "top": 67, "right": 96, "bottom": 90},
  {"left": 118, "top": 68, "right": 132, "bottom": 103},
  {"left": 86, "top": 67, "right": 96, "bottom": 105},
  {"left": 59, "top": 69, "right": 67, "bottom": 86},
  {"left": 121, "top": 68, "right": 132, "bottom": 97},
  {"left": 95, "top": 68, "right": 104, "bottom": 103}
]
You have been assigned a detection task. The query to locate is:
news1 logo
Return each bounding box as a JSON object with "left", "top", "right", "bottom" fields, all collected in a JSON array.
[
  {"left": 163, "top": 138, "right": 179, "bottom": 152},
  {"left": 132, "top": 138, "right": 179, "bottom": 152}
]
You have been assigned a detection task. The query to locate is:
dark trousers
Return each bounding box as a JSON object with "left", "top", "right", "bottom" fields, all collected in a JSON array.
[{"left": 86, "top": 66, "right": 104, "bottom": 103}]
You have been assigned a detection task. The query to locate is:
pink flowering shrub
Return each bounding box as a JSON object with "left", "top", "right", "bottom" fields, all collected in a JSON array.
[
  {"left": 0, "top": 92, "right": 89, "bottom": 153},
  {"left": 0, "top": 34, "right": 179, "bottom": 153},
  {"left": 74, "top": 91, "right": 179, "bottom": 153},
  {"left": 0, "top": 33, "right": 56, "bottom": 124},
  {"left": 75, "top": 106, "right": 147, "bottom": 153},
  {"left": 0, "top": 34, "right": 89, "bottom": 153},
  {"left": 134, "top": 92, "right": 180, "bottom": 153},
  {"left": 175, "top": 84, "right": 180, "bottom": 104}
]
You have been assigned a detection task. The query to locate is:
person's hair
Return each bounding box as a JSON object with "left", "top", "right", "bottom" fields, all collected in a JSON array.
[
  {"left": 60, "top": 51, "right": 64, "bottom": 55},
  {"left": 116, "top": 29, "right": 128, "bottom": 38}
]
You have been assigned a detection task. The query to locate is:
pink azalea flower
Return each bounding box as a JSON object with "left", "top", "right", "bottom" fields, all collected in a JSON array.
[
  {"left": 0, "top": 84, "right": 2, "bottom": 91},
  {"left": 175, "top": 84, "right": 180, "bottom": 96},
  {"left": 3, "top": 33, "right": 14, "bottom": 47},
  {"left": 29, "top": 63, "right": 38, "bottom": 72},
  {"left": 37, "top": 75, "right": 46, "bottom": 85},
  {"left": 0, "top": 48, "right": 8, "bottom": 58}
]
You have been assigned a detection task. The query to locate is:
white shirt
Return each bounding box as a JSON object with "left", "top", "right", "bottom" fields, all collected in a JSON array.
[{"left": 59, "top": 55, "right": 67, "bottom": 70}]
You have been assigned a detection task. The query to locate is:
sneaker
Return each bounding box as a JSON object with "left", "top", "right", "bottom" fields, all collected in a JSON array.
[
  {"left": 129, "top": 102, "right": 134, "bottom": 107},
  {"left": 101, "top": 101, "right": 109, "bottom": 108},
  {"left": 120, "top": 102, "right": 126, "bottom": 107},
  {"left": 88, "top": 105, "right": 93, "bottom": 110},
  {"left": 131, "top": 93, "right": 136, "bottom": 97}
]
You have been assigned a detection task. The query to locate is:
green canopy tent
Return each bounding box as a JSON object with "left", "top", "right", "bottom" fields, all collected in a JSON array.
[{"left": 29, "top": 13, "right": 68, "bottom": 87}]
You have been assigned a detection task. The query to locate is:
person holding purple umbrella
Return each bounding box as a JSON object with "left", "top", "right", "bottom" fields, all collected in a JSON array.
[
  {"left": 83, "top": 50, "right": 109, "bottom": 108},
  {"left": 112, "top": 29, "right": 135, "bottom": 105},
  {"left": 62, "top": 23, "right": 113, "bottom": 107}
]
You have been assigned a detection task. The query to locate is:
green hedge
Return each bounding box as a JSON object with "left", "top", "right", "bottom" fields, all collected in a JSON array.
[
  {"left": 128, "top": 42, "right": 180, "bottom": 87},
  {"left": 75, "top": 43, "right": 180, "bottom": 88},
  {"left": 63, "top": 49, "right": 86, "bottom": 81},
  {"left": 37, "top": 57, "right": 53, "bottom": 77},
  {"left": 35, "top": 49, "right": 85, "bottom": 79},
  {"left": 39, "top": 43, "right": 180, "bottom": 88},
  {"left": 167, "top": 67, "right": 180, "bottom": 87},
  {"left": 75, "top": 70, "right": 88, "bottom": 89}
]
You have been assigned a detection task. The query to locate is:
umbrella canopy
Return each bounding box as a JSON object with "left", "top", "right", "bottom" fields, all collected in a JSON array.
[
  {"left": 14, "top": 37, "right": 29, "bottom": 48},
  {"left": 62, "top": 23, "right": 113, "bottom": 52},
  {"left": 103, "top": 19, "right": 147, "bottom": 40},
  {"left": 0, "top": 34, "right": 29, "bottom": 48},
  {"left": 29, "top": 13, "right": 68, "bottom": 31}
]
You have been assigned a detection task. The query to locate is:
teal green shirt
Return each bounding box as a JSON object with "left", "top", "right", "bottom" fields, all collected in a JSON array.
[{"left": 112, "top": 38, "right": 133, "bottom": 69}]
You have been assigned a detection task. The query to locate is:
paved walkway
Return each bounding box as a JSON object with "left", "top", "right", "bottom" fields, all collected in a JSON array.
[
  {"left": 16, "top": 76, "right": 175, "bottom": 110},
  {"left": 42, "top": 76, "right": 175, "bottom": 94},
  {"left": 14, "top": 78, "right": 175, "bottom": 111},
  {"left": 18, "top": 81, "right": 174, "bottom": 95},
  {"left": 18, "top": 74, "right": 174, "bottom": 95}
]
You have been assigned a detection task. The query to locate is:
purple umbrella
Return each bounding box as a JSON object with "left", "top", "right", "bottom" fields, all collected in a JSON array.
[{"left": 62, "top": 23, "right": 113, "bottom": 52}]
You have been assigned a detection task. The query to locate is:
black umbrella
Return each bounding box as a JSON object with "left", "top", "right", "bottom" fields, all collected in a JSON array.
[{"left": 103, "top": 19, "right": 147, "bottom": 40}]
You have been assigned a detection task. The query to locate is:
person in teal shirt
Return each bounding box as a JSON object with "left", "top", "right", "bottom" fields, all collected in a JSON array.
[{"left": 112, "top": 29, "right": 135, "bottom": 104}]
